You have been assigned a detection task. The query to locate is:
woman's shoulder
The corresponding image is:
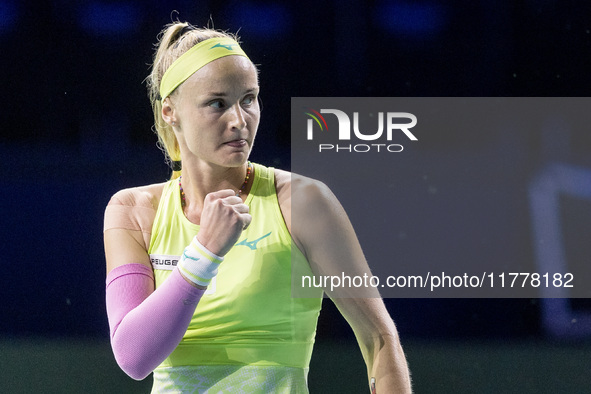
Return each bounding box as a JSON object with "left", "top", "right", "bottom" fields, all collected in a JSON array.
[
  {"left": 104, "top": 182, "right": 168, "bottom": 240},
  {"left": 272, "top": 168, "right": 351, "bottom": 264},
  {"left": 104, "top": 182, "right": 168, "bottom": 269},
  {"left": 107, "top": 182, "right": 168, "bottom": 210},
  {"left": 274, "top": 168, "right": 332, "bottom": 201},
  {"left": 273, "top": 168, "right": 337, "bottom": 236}
]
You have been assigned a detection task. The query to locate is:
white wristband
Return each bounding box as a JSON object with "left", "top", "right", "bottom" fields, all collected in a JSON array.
[{"left": 177, "top": 236, "right": 224, "bottom": 287}]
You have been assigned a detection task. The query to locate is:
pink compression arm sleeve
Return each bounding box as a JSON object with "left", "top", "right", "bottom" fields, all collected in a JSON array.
[{"left": 105, "top": 263, "right": 205, "bottom": 380}]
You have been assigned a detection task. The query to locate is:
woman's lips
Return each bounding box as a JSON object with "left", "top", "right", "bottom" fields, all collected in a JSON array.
[{"left": 225, "top": 139, "right": 247, "bottom": 148}]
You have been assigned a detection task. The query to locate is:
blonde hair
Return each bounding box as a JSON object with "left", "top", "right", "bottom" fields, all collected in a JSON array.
[{"left": 146, "top": 22, "right": 238, "bottom": 179}]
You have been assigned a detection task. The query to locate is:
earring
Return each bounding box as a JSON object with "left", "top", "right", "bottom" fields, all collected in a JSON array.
[{"left": 172, "top": 121, "right": 176, "bottom": 126}]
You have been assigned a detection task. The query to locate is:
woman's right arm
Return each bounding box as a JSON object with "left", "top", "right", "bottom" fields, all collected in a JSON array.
[
  {"left": 104, "top": 188, "right": 206, "bottom": 380},
  {"left": 103, "top": 187, "right": 251, "bottom": 380}
]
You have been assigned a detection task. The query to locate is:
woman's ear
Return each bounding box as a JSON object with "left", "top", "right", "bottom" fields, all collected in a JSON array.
[{"left": 161, "top": 97, "right": 177, "bottom": 127}]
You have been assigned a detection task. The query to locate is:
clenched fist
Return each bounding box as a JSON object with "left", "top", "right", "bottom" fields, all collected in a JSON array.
[{"left": 196, "top": 189, "right": 252, "bottom": 256}]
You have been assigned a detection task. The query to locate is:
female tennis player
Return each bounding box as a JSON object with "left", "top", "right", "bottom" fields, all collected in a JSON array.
[{"left": 103, "top": 21, "right": 411, "bottom": 393}]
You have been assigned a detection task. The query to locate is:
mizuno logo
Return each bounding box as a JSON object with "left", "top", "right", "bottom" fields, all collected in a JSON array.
[
  {"left": 210, "top": 43, "right": 237, "bottom": 51},
  {"left": 235, "top": 232, "right": 272, "bottom": 250}
]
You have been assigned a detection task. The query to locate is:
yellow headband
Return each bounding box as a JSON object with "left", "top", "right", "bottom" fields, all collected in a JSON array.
[{"left": 159, "top": 37, "right": 250, "bottom": 100}]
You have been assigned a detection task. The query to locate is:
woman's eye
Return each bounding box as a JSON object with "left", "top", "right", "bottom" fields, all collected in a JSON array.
[
  {"left": 209, "top": 100, "right": 225, "bottom": 109},
  {"left": 242, "top": 95, "right": 255, "bottom": 106}
]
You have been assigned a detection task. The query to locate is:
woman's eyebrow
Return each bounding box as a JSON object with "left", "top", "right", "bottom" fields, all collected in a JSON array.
[
  {"left": 205, "top": 87, "right": 258, "bottom": 96},
  {"left": 204, "top": 91, "right": 228, "bottom": 97}
]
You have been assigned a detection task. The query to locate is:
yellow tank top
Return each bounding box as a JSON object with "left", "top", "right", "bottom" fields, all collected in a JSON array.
[{"left": 148, "top": 163, "right": 323, "bottom": 371}]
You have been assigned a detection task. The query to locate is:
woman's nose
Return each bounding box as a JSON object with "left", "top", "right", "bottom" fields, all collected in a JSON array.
[{"left": 229, "top": 104, "right": 247, "bottom": 130}]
